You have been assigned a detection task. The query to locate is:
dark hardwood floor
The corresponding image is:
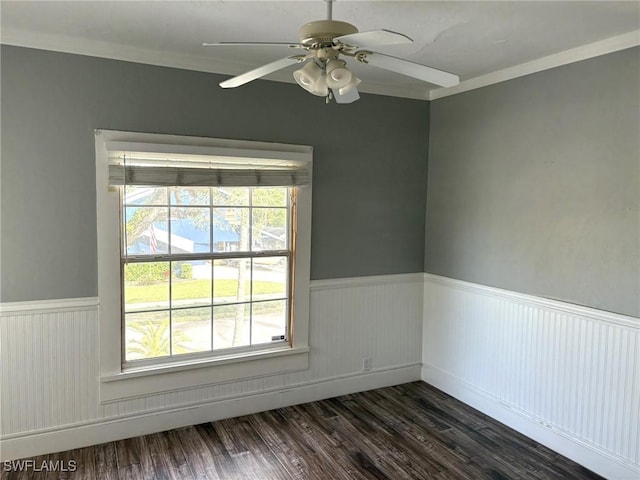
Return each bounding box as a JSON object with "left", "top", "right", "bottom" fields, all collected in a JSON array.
[{"left": 2, "top": 382, "right": 602, "bottom": 479}]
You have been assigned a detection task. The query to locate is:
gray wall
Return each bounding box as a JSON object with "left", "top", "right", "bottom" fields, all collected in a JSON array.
[
  {"left": 0, "top": 45, "right": 429, "bottom": 302},
  {"left": 4, "top": 45, "right": 637, "bottom": 315},
  {"left": 426, "top": 47, "right": 640, "bottom": 317}
]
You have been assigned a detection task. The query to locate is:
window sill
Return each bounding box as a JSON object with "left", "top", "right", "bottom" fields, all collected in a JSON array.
[{"left": 99, "top": 346, "right": 309, "bottom": 403}]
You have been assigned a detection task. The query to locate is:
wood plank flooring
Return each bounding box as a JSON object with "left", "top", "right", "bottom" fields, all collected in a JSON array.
[{"left": 1, "top": 382, "right": 603, "bottom": 479}]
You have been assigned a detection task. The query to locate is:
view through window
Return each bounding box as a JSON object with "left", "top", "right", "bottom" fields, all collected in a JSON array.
[{"left": 122, "top": 185, "right": 292, "bottom": 363}]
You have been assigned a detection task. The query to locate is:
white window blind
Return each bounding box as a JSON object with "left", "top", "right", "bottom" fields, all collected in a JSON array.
[{"left": 107, "top": 141, "right": 311, "bottom": 187}]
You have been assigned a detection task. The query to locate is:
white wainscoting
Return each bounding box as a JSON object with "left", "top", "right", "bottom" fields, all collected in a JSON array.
[
  {"left": 4, "top": 273, "right": 637, "bottom": 479},
  {"left": 0, "top": 273, "right": 423, "bottom": 460},
  {"left": 422, "top": 274, "right": 640, "bottom": 480}
]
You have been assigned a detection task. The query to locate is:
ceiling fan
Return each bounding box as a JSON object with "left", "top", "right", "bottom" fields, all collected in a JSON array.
[{"left": 204, "top": 0, "right": 459, "bottom": 103}]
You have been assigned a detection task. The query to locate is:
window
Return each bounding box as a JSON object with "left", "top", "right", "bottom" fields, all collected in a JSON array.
[
  {"left": 96, "top": 131, "right": 312, "bottom": 401},
  {"left": 121, "top": 185, "right": 293, "bottom": 363}
]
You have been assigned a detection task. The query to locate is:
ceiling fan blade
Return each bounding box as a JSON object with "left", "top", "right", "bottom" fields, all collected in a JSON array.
[
  {"left": 219, "top": 55, "right": 308, "bottom": 89},
  {"left": 203, "top": 42, "right": 304, "bottom": 49},
  {"left": 334, "top": 29, "right": 412, "bottom": 49},
  {"left": 359, "top": 52, "right": 459, "bottom": 88},
  {"left": 332, "top": 87, "right": 360, "bottom": 104}
]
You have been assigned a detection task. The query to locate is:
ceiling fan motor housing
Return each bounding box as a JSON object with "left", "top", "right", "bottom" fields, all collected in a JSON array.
[{"left": 298, "top": 20, "right": 358, "bottom": 47}]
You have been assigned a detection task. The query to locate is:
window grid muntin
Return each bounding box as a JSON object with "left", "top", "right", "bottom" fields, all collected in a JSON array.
[
  {"left": 167, "top": 199, "right": 173, "bottom": 355},
  {"left": 120, "top": 185, "right": 291, "bottom": 366}
]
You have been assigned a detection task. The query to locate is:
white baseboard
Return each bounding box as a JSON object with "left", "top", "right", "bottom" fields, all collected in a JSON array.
[
  {"left": 0, "top": 363, "right": 421, "bottom": 461},
  {"left": 422, "top": 364, "right": 639, "bottom": 480}
]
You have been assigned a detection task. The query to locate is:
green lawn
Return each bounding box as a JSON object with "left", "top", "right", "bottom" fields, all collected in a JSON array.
[{"left": 125, "top": 278, "right": 283, "bottom": 304}]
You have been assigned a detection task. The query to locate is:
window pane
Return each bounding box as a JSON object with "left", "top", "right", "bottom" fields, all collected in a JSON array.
[
  {"left": 125, "top": 207, "right": 169, "bottom": 255},
  {"left": 212, "top": 187, "right": 249, "bottom": 206},
  {"left": 170, "top": 187, "right": 210, "bottom": 206},
  {"left": 252, "top": 188, "right": 287, "bottom": 207},
  {"left": 212, "top": 208, "right": 248, "bottom": 252},
  {"left": 125, "top": 311, "right": 170, "bottom": 361},
  {"left": 251, "top": 300, "right": 287, "bottom": 345},
  {"left": 213, "top": 258, "right": 250, "bottom": 304},
  {"left": 213, "top": 303, "right": 250, "bottom": 349},
  {"left": 124, "top": 186, "right": 167, "bottom": 206},
  {"left": 170, "top": 207, "right": 211, "bottom": 253},
  {"left": 171, "top": 261, "right": 211, "bottom": 307},
  {"left": 172, "top": 307, "right": 212, "bottom": 355},
  {"left": 119, "top": 180, "right": 296, "bottom": 365},
  {"left": 124, "top": 262, "right": 170, "bottom": 312},
  {"left": 252, "top": 208, "right": 287, "bottom": 251},
  {"left": 252, "top": 257, "right": 287, "bottom": 301}
]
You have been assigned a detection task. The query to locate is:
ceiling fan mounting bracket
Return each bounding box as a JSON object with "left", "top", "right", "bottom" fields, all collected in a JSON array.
[{"left": 298, "top": 20, "right": 358, "bottom": 48}]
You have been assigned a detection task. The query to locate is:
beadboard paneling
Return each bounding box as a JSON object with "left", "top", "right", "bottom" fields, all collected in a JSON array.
[
  {"left": 0, "top": 274, "right": 423, "bottom": 459},
  {"left": 422, "top": 274, "right": 640, "bottom": 479},
  {"left": 0, "top": 303, "right": 100, "bottom": 435},
  {"left": 2, "top": 272, "right": 638, "bottom": 478}
]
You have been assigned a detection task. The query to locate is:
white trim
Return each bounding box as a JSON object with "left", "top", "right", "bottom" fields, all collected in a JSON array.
[
  {"left": 310, "top": 272, "right": 424, "bottom": 291},
  {"left": 0, "top": 29, "right": 256, "bottom": 85},
  {"left": 0, "top": 297, "right": 99, "bottom": 316},
  {"left": 3, "top": 28, "right": 638, "bottom": 101},
  {"left": 100, "top": 347, "right": 310, "bottom": 403},
  {"left": 424, "top": 273, "right": 639, "bottom": 328},
  {"left": 94, "top": 130, "right": 313, "bottom": 400},
  {"left": 0, "top": 363, "right": 422, "bottom": 461},
  {"left": 102, "top": 346, "right": 309, "bottom": 383},
  {"left": 106, "top": 140, "right": 311, "bottom": 162},
  {"left": 0, "top": 273, "right": 424, "bottom": 314},
  {"left": 421, "top": 365, "right": 639, "bottom": 480},
  {"left": 0, "top": 31, "right": 429, "bottom": 100},
  {"left": 429, "top": 30, "right": 640, "bottom": 101}
]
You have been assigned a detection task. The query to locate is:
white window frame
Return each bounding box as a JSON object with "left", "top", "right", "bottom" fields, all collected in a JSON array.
[{"left": 95, "top": 130, "right": 312, "bottom": 402}]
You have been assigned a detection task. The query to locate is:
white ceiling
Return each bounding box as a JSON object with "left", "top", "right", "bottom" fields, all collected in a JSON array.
[{"left": 1, "top": 1, "right": 639, "bottom": 100}]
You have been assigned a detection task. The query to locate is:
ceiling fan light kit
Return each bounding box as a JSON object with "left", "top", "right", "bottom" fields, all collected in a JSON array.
[{"left": 207, "top": 0, "right": 460, "bottom": 103}]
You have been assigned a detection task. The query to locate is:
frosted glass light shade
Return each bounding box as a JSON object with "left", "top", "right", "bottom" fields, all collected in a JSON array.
[
  {"left": 338, "top": 76, "right": 361, "bottom": 95},
  {"left": 293, "top": 62, "right": 328, "bottom": 96},
  {"left": 326, "top": 60, "right": 352, "bottom": 89}
]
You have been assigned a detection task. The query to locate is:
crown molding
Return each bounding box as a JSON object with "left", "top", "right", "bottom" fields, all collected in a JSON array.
[
  {"left": 429, "top": 30, "right": 640, "bottom": 101},
  {"left": 0, "top": 27, "right": 253, "bottom": 77},
  {"left": 1, "top": 26, "right": 432, "bottom": 100},
  {"left": 2, "top": 27, "right": 638, "bottom": 102}
]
